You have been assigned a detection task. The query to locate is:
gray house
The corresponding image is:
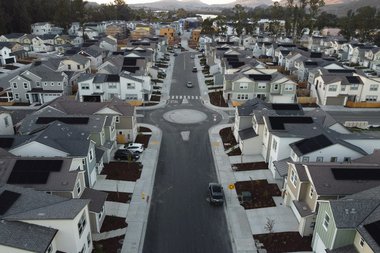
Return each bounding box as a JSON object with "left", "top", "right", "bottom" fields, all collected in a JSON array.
[{"left": 8, "top": 64, "right": 69, "bottom": 105}]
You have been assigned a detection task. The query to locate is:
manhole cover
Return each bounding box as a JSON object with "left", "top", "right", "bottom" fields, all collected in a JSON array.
[{"left": 163, "top": 109, "right": 207, "bottom": 124}]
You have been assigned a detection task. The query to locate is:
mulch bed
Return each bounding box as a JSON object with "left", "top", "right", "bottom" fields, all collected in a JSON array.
[
  {"left": 135, "top": 134, "right": 151, "bottom": 148},
  {"left": 138, "top": 126, "right": 152, "bottom": 133},
  {"left": 232, "top": 162, "right": 268, "bottom": 171},
  {"left": 101, "top": 162, "right": 142, "bottom": 181},
  {"left": 209, "top": 91, "right": 228, "bottom": 107},
  {"left": 254, "top": 232, "right": 312, "bottom": 253},
  {"left": 150, "top": 95, "right": 161, "bottom": 102},
  {"left": 100, "top": 216, "right": 128, "bottom": 233},
  {"left": 105, "top": 191, "right": 132, "bottom": 203},
  {"left": 93, "top": 235, "right": 124, "bottom": 253},
  {"left": 228, "top": 147, "right": 242, "bottom": 156},
  {"left": 235, "top": 180, "right": 281, "bottom": 209},
  {"left": 219, "top": 127, "right": 238, "bottom": 149}
]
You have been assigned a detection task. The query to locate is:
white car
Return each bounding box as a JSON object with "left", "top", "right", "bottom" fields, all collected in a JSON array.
[{"left": 123, "top": 143, "right": 144, "bottom": 153}]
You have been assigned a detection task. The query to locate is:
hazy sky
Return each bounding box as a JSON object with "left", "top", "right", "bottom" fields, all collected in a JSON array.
[{"left": 93, "top": 0, "right": 241, "bottom": 5}]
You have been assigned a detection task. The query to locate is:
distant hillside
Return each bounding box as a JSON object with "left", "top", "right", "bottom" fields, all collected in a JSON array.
[{"left": 322, "top": 0, "right": 380, "bottom": 16}]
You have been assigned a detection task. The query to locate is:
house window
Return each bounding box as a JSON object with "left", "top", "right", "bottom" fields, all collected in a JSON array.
[
  {"left": 284, "top": 84, "right": 293, "bottom": 91},
  {"left": 36, "top": 82, "right": 40, "bottom": 87},
  {"left": 51, "top": 82, "right": 54, "bottom": 86},
  {"left": 290, "top": 169, "right": 298, "bottom": 186},
  {"left": 77, "top": 212, "right": 87, "bottom": 237},
  {"left": 87, "top": 232, "right": 91, "bottom": 247},
  {"left": 310, "top": 222, "right": 315, "bottom": 229},
  {"left": 316, "top": 157, "right": 323, "bottom": 162},
  {"left": 68, "top": 65, "right": 71, "bottom": 70},
  {"left": 25, "top": 94, "right": 29, "bottom": 100},
  {"left": 330, "top": 157, "right": 337, "bottom": 162},
  {"left": 350, "top": 84, "right": 359, "bottom": 90},
  {"left": 45, "top": 244, "right": 52, "bottom": 253},
  {"left": 115, "top": 116, "right": 120, "bottom": 123},
  {"left": 76, "top": 180, "right": 81, "bottom": 195},
  {"left": 272, "top": 139, "right": 277, "bottom": 151},
  {"left": 258, "top": 83, "right": 266, "bottom": 89},
  {"left": 14, "top": 93, "right": 19, "bottom": 99},
  {"left": 95, "top": 85, "right": 100, "bottom": 89},
  {"left": 127, "top": 83, "right": 135, "bottom": 89},
  {"left": 370, "top": 84, "right": 378, "bottom": 91},
  {"left": 12, "top": 83, "right": 17, "bottom": 89},
  {"left": 302, "top": 156, "right": 309, "bottom": 162},
  {"left": 82, "top": 158, "right": 86, "bottom": 165},
  {"left": 343, "top": 157, "right": 351, "bottom": 162},
  {"left": 328, "top": 85, "right": 337, "bottom": 92},
  {"left": 366, "top": 95, "right": 378, "bottom": 102},
  {"left": 341, "top": 86, "right": 346, "bottom": 91},
  {"left": 4, "top": 116, "right": 9, "bottom": 127},
  {"left": 44, "top": 82, "right": 47, "bottom": 86},
  {"left": 108, "top": 83, "right": 117, "bottom": 89},
  {"left": 58, "top": 82, "right": 61, "bottom": 86},
  {"left": 237, "top": 94, "right": 248, "bottom": 100},
  {"left": 360, "top": 237, "right": 365, "bottom": 247},
  {"left": 23, "top": 83, "right": 28, "bottom": 89},
  {"left": 323, "top": 212, "right": 330, "bottom": 230},
  {"left": 274, "top": 84, "right": 279, "bottom": 90},
  {"left": 239, "top": 83, "right": 248, "bottom": 89},
  {"left": 89, "top": 149, "right": 93, "bottom": 161},
  {"left": 77, "top": 64, "right": 80, "bottom": 70},
  {"left": 309, "top": 186, "right": 314, "bottom": 198},
  {"left": 81, "top": 84, "right": 89, "bottom": 90}
]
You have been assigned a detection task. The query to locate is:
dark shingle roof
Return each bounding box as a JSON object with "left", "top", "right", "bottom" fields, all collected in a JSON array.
[{"left": 80, "top": 188, "right": 107, "bottom": 213}]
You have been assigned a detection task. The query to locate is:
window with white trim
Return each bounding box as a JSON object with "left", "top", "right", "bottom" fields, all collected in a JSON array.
[
  {"left": 14, "top": 93, "right": 19, "bottom": 99},
  {"left": 12, "top": 83, "right": 17, "bottom": 89},
  {"left": 366, "top": 95, "right": 378, "bottom": 102},
  {"left": 76, "top": 180, "right": 81, "bottom": 195},
  {"left": 309, "top": 186, "right": 314, "bottom": 198},
  {"left": 274, "top": 84, "right": 279, "bottom": 90},
  {"left": 302, "top": 156, "right": 309, "bottom": 162},
  {"left": 370, "top": 84, "right": 378, "bottom": 91},
  {"left": 115, "top": 116, "right": 120, "bottom": 123},
  {"left": 258, "top": 83, "right": 266, "bottom": 89},
  {"left": 360, "top": 237, "right": 365, "bottom": 247},
  {"left": 330, "top": 157, "right": 337, "bottom": 162},
  {"left": 4, "top": 116, "right": 9, "bottom": 127},
  {"left": 77, "top": 212, "right": 87, "bottom": 237},
  {"left": 239, "top": 83, "right": 248, "bottom": 89},
  {"left": 323, "top": 212, "right": 330, "bottom": 230},
  {"left": 23, "top": 83, "right": 28, "bottom": 89},
  {"left": 237, "top": 94, "right": 248, "bottom": 100},
  {"left": 87, "top": 232, "right": 91, "bottom": 247},
  {"left": 45, "top": 244, "right": 52, "bottom": 253},
  {"left": 36, "top": 82, "right": 40, "bottom": 87},
  {"left": 284, "top": 84, "right": 293, "bottom": 91},
  {"left": 81, "top": 83, "right": 90, "bottom": 90},
  {"left": 89, "top": 149, "right": 93, "bottom": 161},
  {"left": 328, "top": 85, "right": 337, "bottom": 91},
  {"left": 341, "top": 86, "right": 346, "bottom": 91},
  {"left": 127, "top": 83, "right": 136, "bottom": 89},
  {"left": 108, "top": 83, "right": 117, "bottom": 89},
  {"left": 272, "top": 139, "right": 277, "bottom": 151},
  {"left": 290, "top": 169, "right": 298, "bottom": 186},
  {"left": 316, "top": 157, "right": 323, "bottom": 162},
  {"left": 350, "top": 84, "right": 359, "bottom": 90}
]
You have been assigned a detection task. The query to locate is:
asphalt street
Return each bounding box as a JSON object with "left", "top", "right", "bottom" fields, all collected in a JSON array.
[{"left": 141, "top": 52, "right": 233, "bottom": 253}]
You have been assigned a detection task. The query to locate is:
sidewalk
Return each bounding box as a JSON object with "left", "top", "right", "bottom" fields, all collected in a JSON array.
[
  {"left": 209, "top": 123, "right": 257, "bottom": 253},
  {"left": 121, "top": 123, "right": 162, "bottom": 253}
]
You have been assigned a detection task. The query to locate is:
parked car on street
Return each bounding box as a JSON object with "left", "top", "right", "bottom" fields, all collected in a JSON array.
[
  {"left": 123, "top": 143, "right": 144, "bottom": 153},
  {"left": 114, "top": 149, "right": 140, "bottom": 161},
  {"left": 192, "top": 67, "right": 197, "bottom": 72},
  {"left": 208, "top": 183, "right": 224, "bottom": 205}
]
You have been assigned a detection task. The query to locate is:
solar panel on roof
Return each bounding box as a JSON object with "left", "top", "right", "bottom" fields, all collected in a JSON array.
[
  {"left": 7, "top": 160, "right": 63, "bottom": 185},
  {"left": 346, "top": 76, "right": 361, "bottom": 84},
  {"left": 0, "top": 137, "right": 14, "bottom": 148},
  {"left": 269, "top": 116, "right": 314, "bottom": 130},
  {"left": 271, "top": 104, "right": 302, "bottom": 111},
  {"left": 294, "top": 135, "right": 333, "bottom": 155},
  {"left": 35, "top": 117, "right": 89, "bottom": 124},
  {"left": 106, "top": 74, "right": 120, "bottom": 82},
  {"left": 122, "top": 66, "right": 139, "bottom": 73},
  {"left": 364, "top": 221, "right": 380, "bottom": 246},
  {"left": 229, "top": 62, "right": 245, "bottom": 68},
  {"left": 310, "top": 52, "right": 322, "bottom": 58},
  {"left": 0, "top": 190, "right": 21, "bottom": 215},
  {"left": 249, "top": 74, "right": 272, "bottom": 81},
  {"left": 123, "top": 58, "right": 137, "bottom": 65},
  {"left": 332, "top": 168, "right": 380, "bottom": 180},
  {"left": 328, "top": 69, "right": 354, "bottom": 73}
]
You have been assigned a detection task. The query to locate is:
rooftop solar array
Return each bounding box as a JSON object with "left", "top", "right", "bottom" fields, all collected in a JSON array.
[
  {"left": 271, "top": 104, "right": 302, "bottom": 111},
  {"left": 35, "top": 117, "right": 89, "bottom": 125},
  {"left": 122, "top": 66, "right": 139, "bottom": 73},
  {"left": 328, "top": 69, "right": 355, "bottom": 73},
  {"left": 106, "top": 74, "right": 120, "bottom": 82},
  {"left": 364, "top": 221, "right": 380, "bottom": 246},
  {"left": 249, "top": 74, "right": 272, "bottom": 81},
  {"left": 0, "top": 137, "right": 15, "bottom": 148},
  {"left": 269, "top": 116, "right": 314, "bottom": 130},
  {"left": 7, "top": 160, "right": 63, "bottom": 185},
  {"left": 0, "top": 190, "right": 21, "bottom": 215},
  {"left": 123, "top": 58, "right": 137, "bottom": 65},
  {"left": 331, "top": 168, "right": 380, "bottom": 180},
  {"left": 310, "top": 52, "right": 322, "bottom": 58},
  {"left": 346, "top": 76, "right": 362, "bottom": 84},
  {"left": 293, "top": 134, "right": 333, "bottom": 155}
]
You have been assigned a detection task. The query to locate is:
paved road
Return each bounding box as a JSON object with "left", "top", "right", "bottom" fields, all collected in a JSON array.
[{"left": 142, "top": 52, "right": 233, "bottom": 253}]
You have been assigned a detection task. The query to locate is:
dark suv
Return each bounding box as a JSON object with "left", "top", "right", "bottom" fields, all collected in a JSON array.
[
  {"left": 114, "top": 149, "right": 140, "bottom": 161},
  {"left": 208, "top": 183, "right": 224, "bottom": 205}
]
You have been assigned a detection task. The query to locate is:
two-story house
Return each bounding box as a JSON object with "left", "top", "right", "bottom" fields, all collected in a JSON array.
[
  {"left": 0, "top": 111, "right": 14, "bottom": 135},
  {"left": 0, "top": 184, "right": 92, "bottom": 253},
  {"left": 79, "top": 45, "right": 104, "bottom": 71},
  {"left": 284, "top": 161, "right": 380, "bottom": 238},
  {"left": 0, "top": 43, "right": 16, "bottom": 65}
]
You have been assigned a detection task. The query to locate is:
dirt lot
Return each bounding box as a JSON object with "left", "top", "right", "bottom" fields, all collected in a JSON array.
[
  {"left": 101, "top": 162, "right": 142, "bottom": 181},
  {"left": 254, "top": 232, "right": 312, "bottom": 253}
]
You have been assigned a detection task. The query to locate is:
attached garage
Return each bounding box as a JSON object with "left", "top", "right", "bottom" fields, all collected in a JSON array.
[{"left": 325, "top": 96, "right": 346, "bottom": 106}]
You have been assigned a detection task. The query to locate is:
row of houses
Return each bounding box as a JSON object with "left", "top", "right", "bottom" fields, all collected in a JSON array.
[
  {"left": 0, "top": 95, "right": 137, "bottom": 253},
  {"left": 231, "top": 98, "right": 380, "bottom": 252}
]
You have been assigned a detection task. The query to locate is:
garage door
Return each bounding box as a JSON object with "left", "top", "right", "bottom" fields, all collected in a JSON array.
[{"left": 326, "top": 96, "right": 346, "bottom": 106}]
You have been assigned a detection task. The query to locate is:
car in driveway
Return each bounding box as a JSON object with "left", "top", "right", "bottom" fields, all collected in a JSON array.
[
  {"left": 114, "top": 149, "right": 140, "bottom": 161},
  {"left": 123, "top": 143, "right": 144, "bottom": 153},
  {"left": 186, "top": 81, "right": 193, "bottom": 88},
  {"left": 208, "top": 183, "right": 224, "bottom": 205}
]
